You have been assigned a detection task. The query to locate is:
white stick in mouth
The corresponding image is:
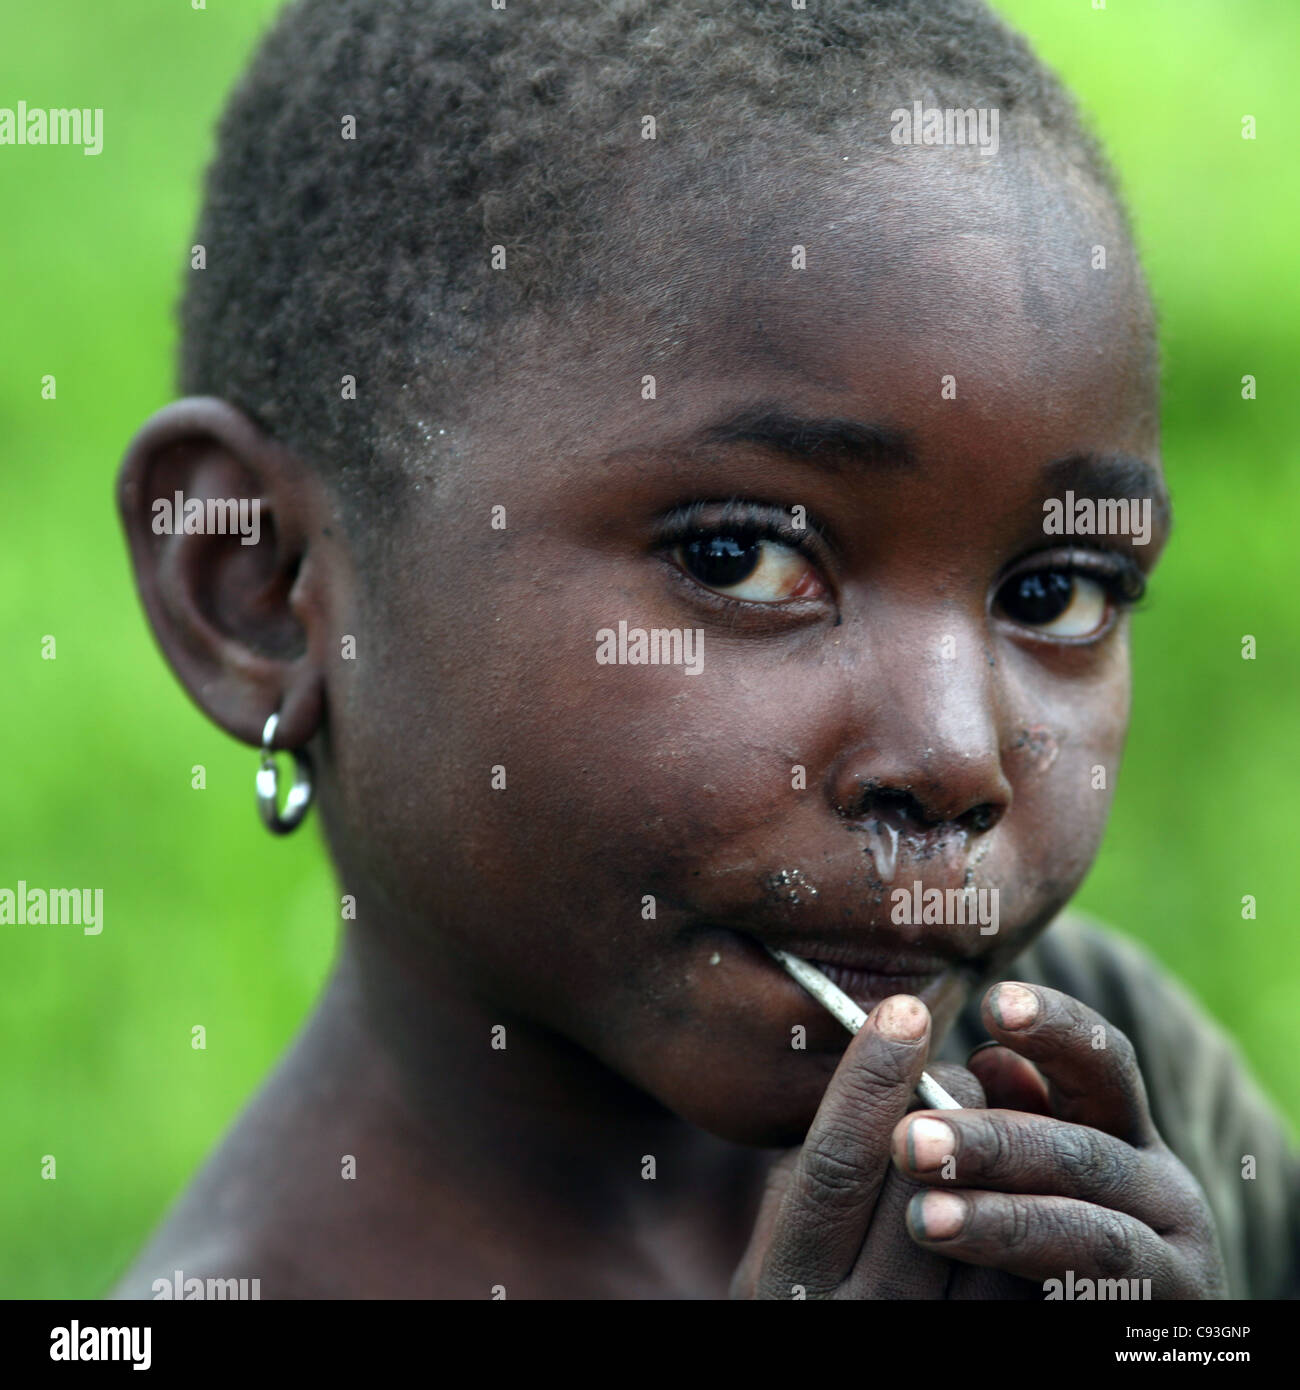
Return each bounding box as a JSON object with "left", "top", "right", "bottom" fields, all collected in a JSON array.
[{"left": 765, "top": 945, "right": 962, "bottom": 1111}]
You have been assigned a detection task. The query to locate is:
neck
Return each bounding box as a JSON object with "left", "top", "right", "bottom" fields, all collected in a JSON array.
[{"left": 298, "top": 916, "right": 768, "bottom": 1293}]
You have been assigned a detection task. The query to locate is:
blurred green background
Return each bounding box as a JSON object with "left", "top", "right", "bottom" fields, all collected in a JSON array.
[{"left": 1, "top": 1, "right": 1296, "bottom": 1298}]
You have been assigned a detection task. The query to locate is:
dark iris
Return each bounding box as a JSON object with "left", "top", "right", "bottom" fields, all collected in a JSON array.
[
  {"left": 1001, "top": 570, "right": 1074, "bottom": 624},
  {"left": 681, "top": 534, "right": 760, "bottom": 589}
]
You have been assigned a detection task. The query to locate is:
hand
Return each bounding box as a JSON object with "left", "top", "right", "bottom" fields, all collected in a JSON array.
[
  {"left": 890, "top": 982, "right": 1228, "bottom": 1299},
  {"left": 731, "top": 994, "right": 999, "bottom": 1299}
]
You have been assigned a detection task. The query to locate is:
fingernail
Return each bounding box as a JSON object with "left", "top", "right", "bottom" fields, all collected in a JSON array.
[
  {"left": 907, "top": 1117, "right": 956, "bottom": 1173},
  {"left": 910, "top": 1190, "right": 967, "bottom": 1240},
  {"left": 875, "top": 995, "right": 927, "bottom": 1041},
  {"left": 991, "top": 983, "right": 1039, "bottom": 1030}
]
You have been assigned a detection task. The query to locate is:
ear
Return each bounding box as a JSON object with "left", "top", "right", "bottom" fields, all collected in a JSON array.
[{"left": 116, "top": 396, "right": 330, "bottom": 750}]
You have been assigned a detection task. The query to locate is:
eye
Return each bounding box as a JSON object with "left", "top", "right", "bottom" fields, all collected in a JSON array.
[
  {"left": 994, "top": 568, "right": 1109, "bottom": 637},
  {"left": 675, "top": 532, "right": 825, "bottom": 602}
]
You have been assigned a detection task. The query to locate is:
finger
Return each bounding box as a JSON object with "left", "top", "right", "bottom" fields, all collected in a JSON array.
[
  {"left": 905, "top": 1189, "right": 1186, "bottom": 1294},
  {"left": 730, "top": 1150, "right": 800, "bottom": 1299},
  {"left": 893, "top": 1108, "right": 1180, "bottom": 1225},
  {"left": 760, "top": 994, "right": 931, "bottom": 1296},
  {"left": 946, "top": 1264, "right": 1043, "bottom": 1300},
  {"left": 966, "top": 1042, "right": 1052, "bottom": 1116},
  {"left": 850, "top": 1064, "right": 986, "bottom": 1299},
  {"left": 846, "top": 1166, "right": 955, "bottom": 1298},
  {"left": 981, "top": 983, "right": 1157, "bottom": 1143}
]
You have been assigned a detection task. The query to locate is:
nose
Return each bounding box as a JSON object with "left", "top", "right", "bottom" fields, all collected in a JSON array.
[{"left": 827, "top": 641, "right": 1013, "bottom": 838}]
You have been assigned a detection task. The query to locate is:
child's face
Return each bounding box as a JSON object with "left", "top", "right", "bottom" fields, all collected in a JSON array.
[{"left": 330, "top": 152, "right": 1168, "bottom": 1146}]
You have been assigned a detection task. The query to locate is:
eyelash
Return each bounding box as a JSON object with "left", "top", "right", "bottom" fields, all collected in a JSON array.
[
  {"left": 653, "top": 498, "right": 1150, "bottom": 625},
  {"left": 998, "top": 549, "right": 1148, "bottom": 609},
  {"left": 654, "top": 499, "right": 831, "bottom": 564}
]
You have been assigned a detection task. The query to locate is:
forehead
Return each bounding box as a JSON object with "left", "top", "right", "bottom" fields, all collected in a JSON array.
[{"left": 466, "top": 147, "right": 1159, "bottom": 478}]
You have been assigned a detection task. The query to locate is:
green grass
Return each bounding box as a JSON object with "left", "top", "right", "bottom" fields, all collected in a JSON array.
[{"left": 1, "top": 0, "right": 1296, "bottom": 1297}]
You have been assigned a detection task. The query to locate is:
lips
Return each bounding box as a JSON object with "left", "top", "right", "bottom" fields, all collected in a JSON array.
[
  {"left": 765, "top": 939, "right": 955, "bottom": 976},
  {"left": 719, "top": 927, "right": 964, "bottom": 1013},
  {"left": 798, "top": 959, "right": 945, "bottom": 1006},
  {"left": 740, "top": 927, "right": 959, "bottom": 976}
]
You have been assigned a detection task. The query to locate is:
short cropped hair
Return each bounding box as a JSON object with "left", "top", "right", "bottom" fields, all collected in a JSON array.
[{"left": 179, "top": 0, "right": 1129, "bottom": 532}]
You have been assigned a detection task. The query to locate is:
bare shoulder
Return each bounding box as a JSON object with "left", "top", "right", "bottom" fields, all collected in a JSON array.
[
  {"left": 108, "top": 1235, "right": 325, "bottom": 1301},
  {"left": 105, "top": 1104, "right": 345, "bottom": 1300},
  {"left": 105, "top": 1025, "right": 495, "bottom": 1299}
]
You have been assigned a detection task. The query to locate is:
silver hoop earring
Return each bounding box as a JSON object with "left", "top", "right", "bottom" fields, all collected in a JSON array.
[{"left": 256, "top": 712, "right": 313, "bottom": 835}]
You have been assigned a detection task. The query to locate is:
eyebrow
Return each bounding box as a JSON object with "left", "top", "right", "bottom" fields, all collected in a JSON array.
[
  {"left": 1042, "top": 453, "right": 1173, "bottom": 537},
  {"left": 675, "top": 403, "right": 1172, "bottom": 532},
  {"left": 692, "top": 405, "right": 914, "bottom": 470}
]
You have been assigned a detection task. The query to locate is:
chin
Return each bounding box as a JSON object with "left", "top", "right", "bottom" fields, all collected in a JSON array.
[
  {"left": 658, "top": 1058, "right": 839, "bottom": 1149},
  {"left": 688, "top": 1104, "right": 823, "bottom": 1150}
]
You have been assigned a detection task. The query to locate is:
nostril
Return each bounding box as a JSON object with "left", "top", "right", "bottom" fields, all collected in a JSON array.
[
  {"left": 837, "top": 784, "right": 936, "bottom": 830},
  {"left": 959, "top": 803, "right": 1000, "bottom": 834},
  {"left": 838, "top": 784, "right": 1003, "bottom": 836},
  {"left": 870, "top": 788, "right": 933, "bottom": 829}
]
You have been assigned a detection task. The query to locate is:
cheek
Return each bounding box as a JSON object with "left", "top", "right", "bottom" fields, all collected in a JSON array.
[
  {"left": 335, "top": 556, "right": 809, "bottom": 985},
  {"left": 472, "top": 649, "right": 807, "bottom": 893},
  {"left": 994, "top": 647, "right": 1131, "bottom": 931}
]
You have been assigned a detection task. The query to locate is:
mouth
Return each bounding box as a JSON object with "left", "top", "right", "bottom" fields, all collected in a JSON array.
[
  {"left": 794, "top": 959, "right": 948, "bottom": 1007},
  {"left": 720, "top": 927, "right": 970, "bottom": 1018}
]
